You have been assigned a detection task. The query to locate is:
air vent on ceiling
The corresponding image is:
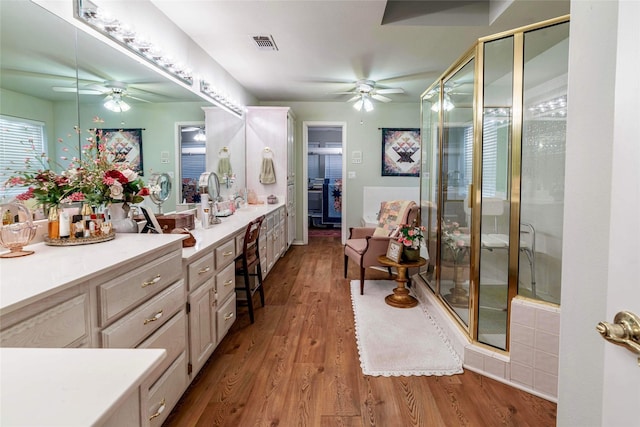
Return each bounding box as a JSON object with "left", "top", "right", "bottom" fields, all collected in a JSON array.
[{"left": 251, "top": 35, "right": 278, "bottom": 51}]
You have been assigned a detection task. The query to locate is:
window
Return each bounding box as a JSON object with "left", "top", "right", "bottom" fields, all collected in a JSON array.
[{"left": 0, "top": 115, "right": 47, "bottom": 201}]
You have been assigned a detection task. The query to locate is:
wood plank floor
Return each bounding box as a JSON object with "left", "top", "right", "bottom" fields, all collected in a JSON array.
[{"left": 164, "top": 236, "right": 557, "bottom": 427}]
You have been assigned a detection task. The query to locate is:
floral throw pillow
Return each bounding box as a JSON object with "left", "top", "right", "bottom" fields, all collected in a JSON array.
[{"left": 372, "top": 200, "right": 415, "bottom": 237}]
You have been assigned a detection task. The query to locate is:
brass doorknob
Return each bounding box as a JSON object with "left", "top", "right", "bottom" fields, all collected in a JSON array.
[{"left": 596, "top": 311, "right": 640, "bottom": 355}]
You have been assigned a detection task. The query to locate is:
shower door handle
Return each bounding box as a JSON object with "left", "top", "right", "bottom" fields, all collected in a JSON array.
[{"left": 596, "top": 311, "right": 640, "bottom": 360}]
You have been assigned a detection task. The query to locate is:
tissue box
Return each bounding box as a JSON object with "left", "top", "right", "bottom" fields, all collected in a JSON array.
[{"left": 155, "top": 213, "right": 195, "bottom": 233}]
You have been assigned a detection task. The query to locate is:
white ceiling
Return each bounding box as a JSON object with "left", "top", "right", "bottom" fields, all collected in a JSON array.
[
  {"left": 150, "top": 0, "right": 570, "bottom": 103},
  {"left": 0, "top": 1, "right": 570, "bottom": 107}
]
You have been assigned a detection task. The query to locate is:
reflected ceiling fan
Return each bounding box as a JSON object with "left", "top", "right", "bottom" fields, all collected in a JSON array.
[
  {"left": 52, "top": 80, "right": 150, "bottom": 112},
  {"left": 334, "top": 79, "right": 404, "bottom": 111}
]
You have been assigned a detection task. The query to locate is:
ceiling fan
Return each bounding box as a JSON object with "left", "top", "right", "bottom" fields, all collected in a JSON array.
[
  {"left": 334, "top": 79, "right": 404, "bottom": 111},
  {"left": 52, "top": 80, "right": 150, "bottom": 112}
]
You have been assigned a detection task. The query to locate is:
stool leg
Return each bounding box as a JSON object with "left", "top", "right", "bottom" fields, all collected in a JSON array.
[
  {"left": 344, "top": 254, "right": 348, "bottom": 278},
  {"left": 243, "top": 261, "right": 255, "bottom": 324},
  {"left": 360, "top": 267, "right": 365, "bottom": 295},
  {"left": 257, "top": 263, "right": 265, "bottom": 307}
]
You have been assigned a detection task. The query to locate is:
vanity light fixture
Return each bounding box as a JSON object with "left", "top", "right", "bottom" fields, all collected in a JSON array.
[
  {"left": 74, "top": 0, "right": 193, "bottom": 86},
  {"left": 199, "top": 80, "right": 243, "bottom": 117}
]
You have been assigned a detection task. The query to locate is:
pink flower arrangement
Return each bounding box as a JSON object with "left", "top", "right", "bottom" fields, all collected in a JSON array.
[{"left": 397, "top": 223, "right": 425, "bottom": 249}]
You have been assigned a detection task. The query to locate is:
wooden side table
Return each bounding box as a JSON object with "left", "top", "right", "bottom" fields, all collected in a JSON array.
[{"left": 377, "top": 254, "right": 427, "bottom": 308}]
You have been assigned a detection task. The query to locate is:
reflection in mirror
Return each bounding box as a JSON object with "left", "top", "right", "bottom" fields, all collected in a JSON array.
[
  {"left": 179, "top": 123, "right": 206, "bottom": 205},
  {"left": 0, "top": 1, "right": 246, "bottom": 215},
  {"left": 0, "top": 0, "right": 80, "bottom": 205},
  {"left": 148, "top": 172, "right": 172, "bottom": 214}
]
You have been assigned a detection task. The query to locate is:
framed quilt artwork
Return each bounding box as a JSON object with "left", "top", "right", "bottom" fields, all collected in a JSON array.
[
  {"left": 381, "top": 128, "right": 420, "bottom": 177},
  {"left": 98, "top": 128, "right": 144, "bottom": 175}
]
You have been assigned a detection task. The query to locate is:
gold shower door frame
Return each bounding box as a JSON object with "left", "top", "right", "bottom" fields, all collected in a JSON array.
[{"left": 418, "top": 15, "right": 570, "bottom": 351}]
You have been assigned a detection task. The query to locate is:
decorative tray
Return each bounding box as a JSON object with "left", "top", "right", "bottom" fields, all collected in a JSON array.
[{"left": 44, "top": 231, "right": 116, "bottom": 246}]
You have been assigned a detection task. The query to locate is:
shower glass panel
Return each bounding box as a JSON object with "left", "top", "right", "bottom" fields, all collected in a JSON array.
[
  {"left": 440, "top": 59, "right": 475, "bottom": 327},
  {"left": 420, "top": 84, "right": 440, "bottom": 293},
  {"left": 477, "top": 36, "right": 514, "bottom": 350},
  {"left": 520, "top": 22, "right": 569, "bottom": 305}
]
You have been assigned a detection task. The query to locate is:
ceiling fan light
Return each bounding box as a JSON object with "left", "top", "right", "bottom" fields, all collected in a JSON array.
[
  {"left": 193, "top": 129, "right": 206, "bottom": 142},
  {"left": 363, "top": 97, "right": 374, "bottom": 112},
  {"left": 353, "top": 98, "right": 364, "bottom": 111},
  {"left": 104, "top": 95, "right": 131, "bottom": 112}
]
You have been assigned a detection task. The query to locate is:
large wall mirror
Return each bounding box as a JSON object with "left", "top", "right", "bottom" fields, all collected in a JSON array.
[{"left": 0, "top": 1, "right": 245, "bottom": 213}]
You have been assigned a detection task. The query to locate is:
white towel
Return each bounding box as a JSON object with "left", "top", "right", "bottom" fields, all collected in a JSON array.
[{"left": 260, "top": 157, "right": 276, "bottom": 184}]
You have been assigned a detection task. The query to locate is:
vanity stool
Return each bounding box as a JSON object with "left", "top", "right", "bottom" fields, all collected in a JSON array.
[{"left": 235, "top": 215, "right": 266, "bottom": 323}]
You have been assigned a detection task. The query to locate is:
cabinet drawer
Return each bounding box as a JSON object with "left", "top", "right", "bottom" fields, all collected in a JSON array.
[
  {"left": 215, "top": 239, "right": 235, "bottom": 268},
  {"left": 266, "top": 214, "right": 275, "bottom": 229},
  {"left": 146, "top": 351, "right": 188, "bottom": 427},
  {"left": 216, "top": 262, "right": 235, "bottom": 303},
  {"left": 137, "top": 310, "right": 187, "bottom": 379},
  {"left": 217, "top": 293, "right": 236, "bottom": 344},
  {"left": 101, "top": 280, "right": 185, "bottom": 348},
  {"left": 98, "top": 251, "right": 182, "bottom": 326},
  {"left": 187, "top": 252, "right": 215, "bottom": 292},
  {"left": 0, "top": 294, "right": 89, "bottom": 348}
]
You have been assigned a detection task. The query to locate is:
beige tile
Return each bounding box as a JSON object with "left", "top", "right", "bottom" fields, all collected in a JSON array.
[
  {"left": 511, "top": 303, "right": 536, "bottom": 327},
  {"left": 464, "top": 347, "right": 484, "bottom": 370},
  {"left": 510, "top": 362, "right": 533, "bottom": 387},
  {"left": 510, "top": 322, "right": 535, "bottom": 346},
  {"left": 535, "top": 330, "right": 560, "bottom": 355},
  {"left": 484, "top": 356, "right": 506, "bottom": 379},
  {"left": 534, "top": 349, "right": 559, "bottom": 376},
  {"left": 534, "top": 369, "right": 558, "bottom": 398},
  {"left": 535, "top": 309, "right": 560, "bottom": 335},
  {"left": 510, "top": 341, "right": 534, "bottom": 367}
]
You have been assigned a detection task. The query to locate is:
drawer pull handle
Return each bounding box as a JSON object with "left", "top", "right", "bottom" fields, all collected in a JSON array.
[
  {"left": 223, "top": 250, "right": 233, "bottom": 257},
  {"left": 224, "top": 279, "right": 233, "bottom": 287},
  {"left": 144, "top": 310, "right": 164, "bottom": 325},
  {"left": 198, "top": 266, "right": 211, "bottom": 274},
  {"left": 142, "top": 275, "right": 161, "bottom": 288},
  {"left": 149, "top": 398, "right": 166, "bottom": 421},
  {"left": 224, "top": 312, "right": 234, "bottom": 321}
]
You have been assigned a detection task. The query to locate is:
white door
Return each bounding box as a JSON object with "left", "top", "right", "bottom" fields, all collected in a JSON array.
[{"left": 558, "top": 1, "right": 640, "bottom": 425}]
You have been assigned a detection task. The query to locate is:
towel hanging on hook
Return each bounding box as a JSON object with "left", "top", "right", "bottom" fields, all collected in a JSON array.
[
  {"left": 260, "top": 147, "right": 276, "bottom": 184},
  {"left": 217, "top": 146, "right": 232, "bottom": 177}
]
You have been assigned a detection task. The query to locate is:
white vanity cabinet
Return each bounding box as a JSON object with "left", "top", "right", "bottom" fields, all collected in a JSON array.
[
  {"left": 246, "top": 106, "right": 296, "bottom": 250},
  {"left": 184, "top": 234, "right": 238, "bottom": 380},
  {"left": 0, "top": 235, "right": 188, "bottom": 427}
]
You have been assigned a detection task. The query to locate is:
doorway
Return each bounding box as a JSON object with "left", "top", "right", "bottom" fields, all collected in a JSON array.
[{"left": 302, "top": 122, "right": 346, "bottom": 244}]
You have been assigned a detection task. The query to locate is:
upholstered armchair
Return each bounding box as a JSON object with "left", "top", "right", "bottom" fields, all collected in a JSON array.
[{"left": 344, "top": 200, "right": 419, "bottom": 294}]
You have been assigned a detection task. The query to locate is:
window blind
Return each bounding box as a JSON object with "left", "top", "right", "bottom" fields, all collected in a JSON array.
[{"left": 0, "top": 115, "right": 47, "bottom": 200}]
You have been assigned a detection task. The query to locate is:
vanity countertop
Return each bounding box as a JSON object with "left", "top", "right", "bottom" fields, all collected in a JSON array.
[
  {"left": 182, "top": 201, "right": 285, "bottom": 261},
  {"left": 0, "top": 233, "right": 185, "bottom": 316},
  {"left": 0, "top": 347, "right": 166, "bottom": 426}
]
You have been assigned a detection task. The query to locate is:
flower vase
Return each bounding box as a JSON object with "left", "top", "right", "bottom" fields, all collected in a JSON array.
[
  {"left": 107, "top": 202, "right": 138, "bottom": 233},
  {"left": 402, "top": 247, "right": 420, "bottom": 262}
]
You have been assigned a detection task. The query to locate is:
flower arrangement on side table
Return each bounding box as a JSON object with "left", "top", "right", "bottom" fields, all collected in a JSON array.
[{"left": 396, "top": 223, "right": 425, "bottom": 261}]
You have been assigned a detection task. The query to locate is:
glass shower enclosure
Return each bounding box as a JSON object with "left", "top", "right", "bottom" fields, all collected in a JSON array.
[{"left": 418, "top": 16, "right": 569, "bottom": 351}]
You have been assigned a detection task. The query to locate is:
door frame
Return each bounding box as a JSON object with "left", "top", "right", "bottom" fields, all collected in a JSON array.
[{"left": 302, "top": 121, "right": 347, "bottom": 245}]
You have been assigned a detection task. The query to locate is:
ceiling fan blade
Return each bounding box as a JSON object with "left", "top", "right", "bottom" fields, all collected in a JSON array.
[
  {"left": 372, "top": 94, "right": 392, "bottom": 103},
  {"left": 52, "top": 86, "right": 103, "bottom": 95},
  {"left": 125, "top": 94, "right": 151, "bottom": 103},
  {"left": 376, "top": 88, "right": 404, "bottom": 94},
  {"left": 332, "top": 91, "right": 357, "bottom": 95},
  {"left": 347, "top": 95, "right": 360, "bottom": 103}
]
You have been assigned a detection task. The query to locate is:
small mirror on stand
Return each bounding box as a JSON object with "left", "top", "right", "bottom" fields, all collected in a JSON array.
[
  {"left": 149, "top": 172, "right": 172, "bottom": 214},
  {"left": 198, "top": 172, "right": 222, "bottom": 225}
]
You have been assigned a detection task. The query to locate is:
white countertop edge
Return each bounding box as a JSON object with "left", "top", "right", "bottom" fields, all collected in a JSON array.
[
  {"left": 0, "top": 234, "right": 185, "bottom": 315},
  {"left": 0, "top": 347, "right": 166, "bottom": 426}
]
